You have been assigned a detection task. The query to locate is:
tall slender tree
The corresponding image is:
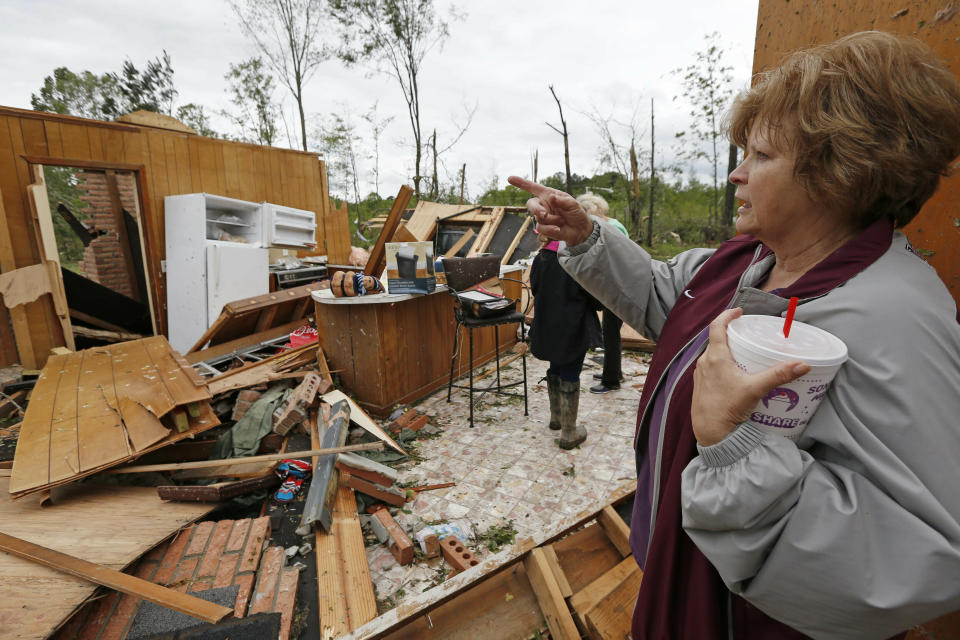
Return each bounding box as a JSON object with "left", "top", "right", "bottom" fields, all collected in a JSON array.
[
  {"left": 223, "top": 57, "right": 280, "bottom": 146},
  {"left": 229, "top": 0, "right": 328, "bottom": 151},
  {"left": 361, "top": 101, "right": 394, "bottom": 197},
  {"left": 546, "top": 85, "right": 572, "bottom": 193},
  {"left": 672, "top": 32, "right": 735, "bottom": 228},
  {"left": 329, "top": 0, "right": 456, "bottom": 197}
]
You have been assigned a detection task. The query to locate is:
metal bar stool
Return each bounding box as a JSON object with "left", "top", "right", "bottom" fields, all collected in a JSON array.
[{"left": 446, "top": 294, "right": 529, "bottom": 428}]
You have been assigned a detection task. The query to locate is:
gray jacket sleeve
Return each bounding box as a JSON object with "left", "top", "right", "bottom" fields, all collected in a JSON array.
[
  {"left": 680, "top": 238, "right": 960, "bottom": 640},
  {"left": 558, "top": 220, "right": 715, "bottom": 341}
]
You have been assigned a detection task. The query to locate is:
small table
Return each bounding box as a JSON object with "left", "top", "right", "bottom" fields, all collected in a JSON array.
[{"left": 313, "top": 272, "right": 522, "bottom": 416}]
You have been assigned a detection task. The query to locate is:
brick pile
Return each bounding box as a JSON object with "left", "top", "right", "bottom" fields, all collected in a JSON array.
[{"left": 51, "top": 517, "right": 300, "bottom": 640}]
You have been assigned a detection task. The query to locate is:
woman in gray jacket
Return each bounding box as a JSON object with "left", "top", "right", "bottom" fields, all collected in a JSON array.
[{"left": 510, "top": 31, "right": 960, "bottom": 640}]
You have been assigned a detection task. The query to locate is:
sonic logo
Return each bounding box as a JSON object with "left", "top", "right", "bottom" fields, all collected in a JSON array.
[{"left": 761, "top": 387, "right": 800, "bottom": 412}]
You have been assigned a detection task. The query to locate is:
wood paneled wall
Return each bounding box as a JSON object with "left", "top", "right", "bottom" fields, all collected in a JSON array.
[
  {"left": 753, "top": 0, "right": 960, "bottom": 305},
  {"left": 0, "top": 106, "right": 349, "bottom": 368}
]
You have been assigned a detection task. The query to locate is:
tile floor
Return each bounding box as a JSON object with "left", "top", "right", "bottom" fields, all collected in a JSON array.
[{"left": 364, "top": 344, "right": 650, "bottom": 609}]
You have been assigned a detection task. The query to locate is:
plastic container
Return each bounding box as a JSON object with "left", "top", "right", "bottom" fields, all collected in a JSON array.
[{"left": 727, "top": 314, "right": 848, "bottom": 442}]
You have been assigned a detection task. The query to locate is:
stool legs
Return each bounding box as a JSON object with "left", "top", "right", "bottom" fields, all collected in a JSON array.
[
  {"left": 494, "top": 326, "right": 501, "bottom": 390},
  {"left": 447, "top": 320, "right": 461, "bottom": 403},
  {"left": 521, "top": 323, "right": 528, "bottom": 416},
  {"left": 468, "top": 326, "right": 475, "bottom": 428}
]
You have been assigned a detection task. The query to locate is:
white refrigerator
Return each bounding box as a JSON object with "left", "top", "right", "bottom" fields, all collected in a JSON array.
[{"left": 165, "top": 194, "right": 270, "bottom": 353}]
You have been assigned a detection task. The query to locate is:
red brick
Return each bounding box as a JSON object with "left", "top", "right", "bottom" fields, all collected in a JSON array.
[
  {"left": 373, "top": 509, "right": 414, "bottom": 565},
  {"left": 154, "top": 529, "right": 192, "bottom": 585},
  {"left": 233, "top": 572, "right": 257, "bottom": 617},
  {"left": 213, "top": 552, "right": 241, "bottom": 588},
  {"left": 275, "top": 568, "right": 301, "bottom": 640},
  {"left": 405, "top": 414, "right": 430, "bottom": 432},
  {"left": 50, "top": 606, "right": 88, "bottom": 640},
  {"left": 185, "top": 521, "right": 215, "bottom": 557},
  {"left": 226, "top": 518, "right": 252, "bottom": 552},
  {"left": 196, "top": 519, "right": 234, "bottom": 578},
  {"left": 239, "top": 516, "right": 271, "bottom": 573},
  {"left": 248, "top": 546, "right": 283, "bottom": 615},
  {"left": 171, "top": 555, "right": 199, "bottom": 589},
  {"left": 343, "top": 473, "right": 405, "bottom": 507},
  {"left": 74, "top": 591, "right": 121, "bottom": 640},
  {"left": 190, "top": 578, "right": 214, "bottom": 593},
  {"left": 441, "top": 536, "right": 480, "bottom": 574}
]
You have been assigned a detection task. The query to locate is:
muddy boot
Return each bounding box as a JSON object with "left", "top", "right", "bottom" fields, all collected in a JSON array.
[
  {"left": 546, "top": 373, "right": 562, "bottom": 431},
  {"left": 557, "top": 379, "right": 587, "bottom": 449}
]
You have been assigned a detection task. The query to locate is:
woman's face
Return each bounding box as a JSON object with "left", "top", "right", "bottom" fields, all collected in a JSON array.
[{"left": 728, "top": 127, "right": 822, "bottom": 246}]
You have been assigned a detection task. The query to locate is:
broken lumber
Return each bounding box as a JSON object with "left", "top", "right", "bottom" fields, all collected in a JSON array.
[
  {"left": 0, "top": 532, "right": 232, "bottom": 625},
  {"left": 335, "top": 452, "right": 398, "bottom": 487},
  {"left": 524, "top": 547, "right": 580, "bottom": 640},
  {"left": 341, "top": 472, "right": 406, "bottom": 507},
  {"left": 583, "top": 560, "right": 643, "bottom": 640},
  {"left": 108, "top": 442, "right": 383, "bottom": 474},
  {"left": 364, "top": 185, "right": 414, "bottom": 277},
  {"left": 569, "top": 555, "right": 641, "bottom": 632},
  {"left": 301, "top": 400, "right": 349, "bottom": 532},
  {"left": 205, "top": 342, "right": 319, "bottom": 396},
  {"left": 322, "top": 389, "right": 406, "bottom": 455},
  {"left": 157, "top": 475, "right": 282, "bottom": 502},
  {"left": 597, "top": 505, "right": 631, "bottom": 557}
]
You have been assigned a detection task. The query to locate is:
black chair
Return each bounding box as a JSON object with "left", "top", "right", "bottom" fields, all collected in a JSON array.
[{"left": 446, "top": 277, "right": 529, "bottom": 428}]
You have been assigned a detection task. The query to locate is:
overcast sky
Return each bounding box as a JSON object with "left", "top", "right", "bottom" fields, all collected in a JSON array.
[{"left": 0, "top": 0, "right": 760, "bottom": 201}]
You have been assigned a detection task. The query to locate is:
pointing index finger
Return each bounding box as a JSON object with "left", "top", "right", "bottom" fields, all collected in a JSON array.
[{"left": 508, "top": 175, "right": 551, "bottom": 198}]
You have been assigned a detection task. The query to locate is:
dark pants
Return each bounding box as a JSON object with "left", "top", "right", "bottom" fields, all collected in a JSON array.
[
  {"left": 600, "top": 306, "right": 623, "bottom": 386},
  {"left": 548, "top": 354, "right": 586, "bottom": 383}
]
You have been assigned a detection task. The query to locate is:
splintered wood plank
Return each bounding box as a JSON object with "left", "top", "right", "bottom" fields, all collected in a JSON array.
[
  {"left": 139, "top": 336, "right": 211, "bottom": 406},
  {"left": 10, "top": 338, "right": 220, "bottom": 498},
  {"left": 8, "top": 353, "right": 67, "bottom": 492},
  {"left": 597, "top": 505, "right": 631, "bottom": 557},
  {"left": 0, "top": 532, "right": 233, "bottom": 624},
  {"left": 315, "top": 483, "right": 377, "bottom": 636},
  {"left": 0, "top": 477, "right": 214, "bottom": 640},
  {"left": 524, "top": 547, "right": 580, "bottom": 640},
  {"left": 569, "top": 555, "right": 641, "bottom": 631},
  {"left": 583, "top": 561, "right": 643, "bottom": 640}
]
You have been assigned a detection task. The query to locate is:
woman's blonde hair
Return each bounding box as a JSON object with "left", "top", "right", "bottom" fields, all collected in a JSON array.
[
  {"left": 577, "top": 193, "right": 610, "bottom": 218},
  {"left": 728, "top": 31, "right": 960, "bottom": 227}
]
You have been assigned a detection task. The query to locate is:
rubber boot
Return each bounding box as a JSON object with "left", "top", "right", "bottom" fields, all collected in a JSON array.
[
  {"left": 557, "top": 379, "right": 587, "bottom": 449},
  {"left": 546, "top": 373, "right": 562, "bottom": 431}
]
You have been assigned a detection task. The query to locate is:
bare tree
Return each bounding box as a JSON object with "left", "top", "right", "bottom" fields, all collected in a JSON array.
[
  {"left": 546, "top": 85, "right": 572, "bottom": 193},
  {"left": 585, "top": 101, "right": 644, "bottom": 231},
  {"left": 361, "top": 101, "right": 394, "bottom": 197},
  {"left": 229, "top": 0, "right": 328, "bottom": 151},
  {"left": 648, "top": 98, "right": 655, "bottom": 247},
  {"left": 330, "top": 0, "right": 457, "bottom": 197}
]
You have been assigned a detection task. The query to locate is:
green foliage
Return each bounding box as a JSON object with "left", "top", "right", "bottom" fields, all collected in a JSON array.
[
  {"left": 32, "top": 51, "right": 178, "bottom": 120},
  {"left": 317, "top": 112, "right": 363, "bottom": 222},
  {"left": 673, "top": 32, "right": 736, "bottom": 225},
  {"left": 31, "top": 68, "right": 121, "bottom": 120},
  {"left": 176, "top": 103, "right": 218, "bottom": 137},
  {"left": 223, "top": 57, "right": 279, "bottom": 145},
  {"left": 42, "top": 166, "right": 90, "bottom": 271},
  {"left": 475, "top": 520, "right": 517, "bottom": 553}
]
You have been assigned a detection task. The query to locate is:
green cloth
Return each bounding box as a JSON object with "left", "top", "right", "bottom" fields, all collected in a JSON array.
[
  {"left": 214, "top": 386, "right": 290, "bottom": 459},
  {"left": 604, "top": 217, "right": 629, "bottom": 237}
]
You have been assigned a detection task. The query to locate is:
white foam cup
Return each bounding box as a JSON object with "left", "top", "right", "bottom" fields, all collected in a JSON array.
[{"left": 727, "top": 314, "right": 848, "bottom": 442}]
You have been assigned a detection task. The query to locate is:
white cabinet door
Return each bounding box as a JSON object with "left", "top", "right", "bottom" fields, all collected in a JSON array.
[{"left": 206, "top": 243, "right": 269, "bottom": 322}]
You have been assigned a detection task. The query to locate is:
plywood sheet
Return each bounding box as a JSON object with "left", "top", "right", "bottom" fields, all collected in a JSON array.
[
  {"left": 0, "top": 476, "right": 213, "bottom": 640},
  {"left": 404, "top": 201, "right": 476, "bottom": 241},
  {"left": 9, "top": 336, "right": 214, "bottom": 497}
]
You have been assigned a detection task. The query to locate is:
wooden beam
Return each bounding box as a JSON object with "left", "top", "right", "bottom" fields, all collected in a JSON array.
[
  {"left": 501, "top": 216, "right": 532, "bottom": 265},
  {"left": 597, "top": 506, "right": 631, "bottom": 557},
  {"left": 523, "top": 547, "right": 580, "bottom": 640},
  {"left": 364, "top": 185, "right": 413, "bottom": 277},
  {"left": 104, "top": 170, "right": 141, "bottom": 301},
  {"left": 442, "top": 228, "right": 475, "bottom": 258},
  {"left": 583, "top": 561, "right": 643, "bottom": 640},
  {"left": 56, "top": 203, "right": 97, "bottom": 245},
  {"left": 68, "top": 308, "right": 138, "bottom": 334},
  {"left": 569, "top": 555, "right": 640, "bottom": 629},
  {"left": 470, "top": 207, "right": 505, "bottom": 256},
  {"left": 107, "top": 442, "right": 384, "bottom": 474},
  {"left": 184, "top": 317, "right": 305, "bottom": 364},
  {"left": 541, "top": 544, "right": 573, "bottom": 598},
  {"left": 0, "top": 531, "right": 233, "bottom": 624}
]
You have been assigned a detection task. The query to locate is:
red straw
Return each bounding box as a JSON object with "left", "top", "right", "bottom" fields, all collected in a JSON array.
[{"left": 783, "top": 297, "right": 799, "bottom": 338}]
